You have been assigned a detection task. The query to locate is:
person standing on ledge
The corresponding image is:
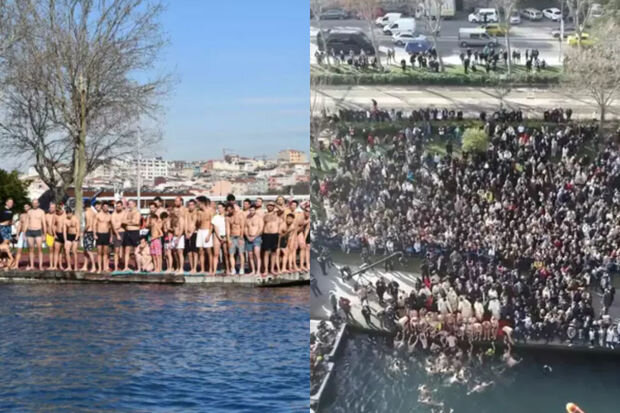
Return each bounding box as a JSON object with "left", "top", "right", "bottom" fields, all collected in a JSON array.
[
  {"left": 63, "top": 207, "right": 80, "bottom": 272},
  {"left": 12, "top": 203, "right": 30, "bottom": 270},
  {"left": 244, "top": 204, "right": 263, "bottom": 276},
  {"left": 95, "top": 203, "right": 112, "bottom": 273},
  {"left": 262, "top": 201, "right": 280, "bottom": 275},
  {"left": 51, "top": 206, "right": 66, "bottom": 270},
  {"left": 25, "top": 199, "right": 46, "bottom": 271},
  {"left": 122, "top": 199, "right": 141, "bottom": 272},
  {"left": 0, "top": 198, "right": 14, "bottom": 246},
  {"left": 111, "top": 201, "right": 126, "bottom": 272},
  {"left": 81, "top": 201, "right": 98, "bottom": 273}
]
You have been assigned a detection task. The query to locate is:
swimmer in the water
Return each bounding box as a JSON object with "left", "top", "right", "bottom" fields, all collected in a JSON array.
[
  {"left": 543, "top": 364, "right": 553, "bottom": 374},
  {"left": 502, "top": 348, "right": 522, "bottom": 367},
  {"left": 467, "top": 380, "right": 494, "bottom": 395}
]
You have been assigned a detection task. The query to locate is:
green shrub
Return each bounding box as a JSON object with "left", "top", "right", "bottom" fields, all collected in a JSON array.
[
  {"left": 462, "top": 127, "right": 489, "bottom": 153},
  {"left": 310, "top": 65, "right": 562, "bottom": 87}
]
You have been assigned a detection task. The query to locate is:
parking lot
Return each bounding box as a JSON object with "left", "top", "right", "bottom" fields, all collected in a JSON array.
[{"left": 311, "top": 13, "right": 567, "bottom": 66}]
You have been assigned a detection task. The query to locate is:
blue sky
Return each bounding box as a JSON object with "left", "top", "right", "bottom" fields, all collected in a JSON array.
[{"left": 157, "top": 0, "right": 309, "bottom": 161}]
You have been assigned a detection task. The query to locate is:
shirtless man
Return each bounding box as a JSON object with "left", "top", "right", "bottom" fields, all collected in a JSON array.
[
  {"left": 122, "top": 200, "right": 141, "bottom": 271},
  {"left": 95, "top": 202, "right": 112, "bottom": 273},
  {"left": 212, "top": 203, "right": 229, "bottom": 275},
  {"left": 111, "top": 201, "right": 126, "bottom": 271},
  {"left": 81, "top": 202, "right": 98, "bottom": 272},
  {"left": 226, "top": 204, "right": 245, "bottom": 275},
  {"left": 301, "top": 205, "right": 311, "bottom": 271},
  {"left": 185, "top": 199, "right": 199, "bottom": 273},
  {"left": 51, "top": 207, "right": 66, "bottom": 270},
  {"left": 25, "top": 199, "right": 46, "bottom": 271},
  {"left": 196, "top": 196, "right": 214, "bottom": 274},
  {"left": 172, "top": 197, "right": 187, "bottom": 273},
  {"left": 12, "top": 204, "right": 30, "bottom": 269},
  {"left": 291, "top": 200, "right": 306, "bottom": 270},
  {"left": 149, "top": 213, "right": 163, "bottom": 272},
  {"left": 262, "top": 202, "right": 280, "bottom": 275},
  {"left": 63, "top": 207, "right": 80, "bottom": 271},
  {"left": 279, "top": 213, "right": 297, "bottom": 273},
  {"left": 45, "top": 203, "right": 56, "bottom": 255},
  {"left": 244, "top": 204, "right": 264, "bottom": 275}
]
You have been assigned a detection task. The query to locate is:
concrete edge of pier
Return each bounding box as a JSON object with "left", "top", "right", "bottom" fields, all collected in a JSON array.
[
  {"left": 311, "top": 320, "right": 348, "bottom": 410},
  {"left": 0, "top": 270, "right": 310, "bottom": 287}
]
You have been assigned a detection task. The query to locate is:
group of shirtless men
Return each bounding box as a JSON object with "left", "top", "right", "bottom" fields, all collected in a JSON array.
[{"left": 6, "top": 194, "right": 310, "bottom": 275}]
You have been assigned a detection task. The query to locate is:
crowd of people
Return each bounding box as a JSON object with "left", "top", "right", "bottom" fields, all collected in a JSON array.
[
  {"left": 458, "top": 47, "right": 547, "bottom": 74},
  {"left": 0, "top": 194, "right": 310, "bottom": 276},
  {"left": 313, "top": 103, "right": 620, "bottom": 349}
]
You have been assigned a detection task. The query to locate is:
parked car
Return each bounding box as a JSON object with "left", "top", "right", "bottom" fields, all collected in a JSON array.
[
  {"left": 591, "top": 3, "right": 604, "bottom": 19},
  {"left": 509, "top": 10, "right": 521, "bottom": 24},
  {"left": 521, "top": 8, "right": 543, "bottom": 21},
  {"left": 481, "top": 23, "right": 508, "bottom": 37},
  {"left": 405, "top": 38, "right": 432, "bottom": 54},
  {"left": 458, "top": 27, "right": 498, "bottom": 47},
  {"left": 468, "top": 8, "right": 499, "bottom": 23},
  {"left": 551, "top": 25, "right": 575, "bottom": 38},
  {"left": 567, "top": 32, "right": 595, "bottom": 47},
  {"left": 392, "top": 31, "right": 424, "bottom": 46},
  {"left": 317, "top": 29, "right": 375, "bottom": 55},
  {"left": 383, "top": 17, "right": 415, "bottom": 36},
  {"left": 375, "top": 12, "right": 401, "bottom": 27},
  {"left": 319, "top": 8, "right": 349, "bottom": 20},
  {"left": 542, "top": 8, "right": 562, "bottom": 21}
]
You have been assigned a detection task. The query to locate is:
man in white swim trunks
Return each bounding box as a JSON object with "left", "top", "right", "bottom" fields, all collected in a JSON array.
[{"left": 196, "top": 196, "right": 214, "bottom": 274}]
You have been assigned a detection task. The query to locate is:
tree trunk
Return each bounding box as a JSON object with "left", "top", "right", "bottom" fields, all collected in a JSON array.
[
  {"left": 314, "top": 15, "right": 330, "bottom": 66},
  {"left": 366, "top": 19, "right": 382, "bottom": 69},
  {"left": 74, "top": 88, "right": 87, "bottom": 228},
  {"left": 432, "top": 33, "right": 444, "bottom": 72},
  {"left": 505, "top": 24, "right": 512, "bottom": 75},
  {"left": 599, "top": 104, "right": 606, "bottom": 129}
]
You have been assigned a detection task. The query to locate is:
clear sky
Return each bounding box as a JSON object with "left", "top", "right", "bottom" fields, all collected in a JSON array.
[{"left": 157, "top": 0, "right": 309, "bottom": 161}]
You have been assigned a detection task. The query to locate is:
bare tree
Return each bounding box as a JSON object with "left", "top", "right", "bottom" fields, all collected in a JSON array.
[
  {"left": 563, "top": 19, "right": 620, "bottom": 127},
  {"left": 495, "top": 0, "right": 518, "bottom": 74},
  {"left": 342, "top": 0, "right": 383, "bottom": 68},
  {"left": 421, "top": 0, "right": 445, "bottom": 71},
  {"left": 1, "top": 0, "right": 171, "bottom": 223},
  {"left": 310, "top": 0, "right": 331, "bottom": 66}
]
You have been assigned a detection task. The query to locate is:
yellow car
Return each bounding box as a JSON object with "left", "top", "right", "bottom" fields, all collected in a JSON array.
[
  {"left": 481, "top": 23, "right": 508, "bottom": 37},
  {"left": 567, "top": 32, "right": 595, "bottom": 46}
]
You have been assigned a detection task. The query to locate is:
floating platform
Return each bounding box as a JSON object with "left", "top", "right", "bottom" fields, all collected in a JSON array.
[{"left": 0, "top": 270, "right": 309, "bottom": 287}]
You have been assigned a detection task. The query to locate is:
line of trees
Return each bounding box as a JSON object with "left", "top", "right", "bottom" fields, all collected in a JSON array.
[{"left": 0, "top": 0, "right": 172, "bottom": 224}]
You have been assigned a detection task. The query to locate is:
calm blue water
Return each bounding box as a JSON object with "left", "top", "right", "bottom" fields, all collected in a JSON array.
[
  {"left": 0, "top": 284, "right": 309, "bottom": 412},
  {"left": 322, "top": 332, "right": 620, "bottom": 413}
]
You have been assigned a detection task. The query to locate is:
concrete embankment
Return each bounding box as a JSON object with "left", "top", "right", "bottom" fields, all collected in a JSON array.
[{"left": 0, "top": 270, "right": 310, "bottom": 287}]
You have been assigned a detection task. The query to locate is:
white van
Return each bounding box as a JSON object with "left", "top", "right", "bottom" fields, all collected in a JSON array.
[
  {"left": 375, "top": 13, "right": 402, "bottom": 27},
  {"left": 383, "top": 17, "right": 415, "bottom": 36},
  {"left": 468, "top": 8, "right": 499, "bottom": 23},
  {"left": 458, "top": 28, "right": 498, "bottom": 47}
]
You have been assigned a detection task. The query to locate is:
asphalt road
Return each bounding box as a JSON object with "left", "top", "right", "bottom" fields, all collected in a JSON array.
[
  {"left": 311, "top": 15, "right": 566, "bottom": 65},
  {"left": 311, "top": 85, "right": 618, "bottom": 120}
]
